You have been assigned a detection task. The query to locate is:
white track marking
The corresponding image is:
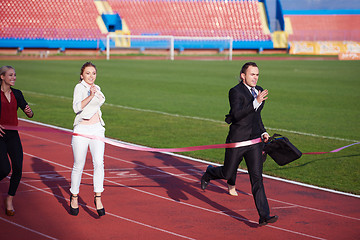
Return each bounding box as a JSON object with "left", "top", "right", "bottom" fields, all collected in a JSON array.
[
  {"left": 21, "top": 92, "right": 359, "bottom": 142},
  {"left": 21, "top": 152, "right": 195, "bottom": 240},
  {"left": 0, "top": 216, "right": 58, "bottom": 240},
  {"left": 19, "top": 118, "right": 360, "bottom": 199},
  {"left": 17, "top": 120, "right": 360, "bottom": 237},
  {"left": 23, "top": 152, "right": 327, "bottom": 240},
  {"left": 164, "top": 152, "right": 360, "bottom": 199},
  {"left": 103, "top": 154, "right": 360, "bottom": 221},
  {"left": 19, "top": 119, "right": 360, "bottom": 199},
  {"left": 21, "top": 119, "right": 360, "bottom": 201}
]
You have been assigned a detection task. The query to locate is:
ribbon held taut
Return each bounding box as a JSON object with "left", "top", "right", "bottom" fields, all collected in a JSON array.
[
  {"left": 2, "top": 125, "right": 359, "bottom": 154},
  {"left": 2, "top": 125, "right": 262, "bottom": 152},
  {"left": 302, "top": 142, "right": 360, "bottom": 155}
]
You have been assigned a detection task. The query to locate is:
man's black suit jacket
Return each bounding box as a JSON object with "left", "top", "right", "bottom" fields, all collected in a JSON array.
[{"left": 225, "top": 81, "right": 266, "bottom": 142}]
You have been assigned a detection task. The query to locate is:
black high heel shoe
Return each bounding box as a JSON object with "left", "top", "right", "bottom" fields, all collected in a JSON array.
[
  {"left": 70, "top": 195, "right": 79, "bottom": 216},
  {"left": 94, "top": 195, "right": 105, "bottom": 216}
]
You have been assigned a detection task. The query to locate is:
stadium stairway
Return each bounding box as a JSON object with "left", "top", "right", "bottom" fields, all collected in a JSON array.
[{"left": 94, "top": 0, "right": 131, "bottom": 47}]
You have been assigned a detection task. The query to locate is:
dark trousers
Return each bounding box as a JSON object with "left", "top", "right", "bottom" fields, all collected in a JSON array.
[
  {"left": 206, "top": 142, "right": 270, "bottom": 219},
  {"left": 0, "top": 130, "right": 23, "bottom": 196}
]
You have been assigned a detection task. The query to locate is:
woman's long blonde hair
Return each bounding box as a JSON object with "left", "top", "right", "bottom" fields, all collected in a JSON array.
[{"left": 0, "top": 65, "right": 15, "bottom": 85}]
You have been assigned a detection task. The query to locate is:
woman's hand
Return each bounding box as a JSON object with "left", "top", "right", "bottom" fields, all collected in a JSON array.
[
  {"left": 24, "top": 105, "right": 34, "bottom": 118},
  {"left": 90, "top": 85, "right": 97, "bottom": 96},
  {"left": 0, "top": 124, "right": 5, "bottom": 137},
  {"left": 81, "top": 85, "right": 97, "bottom": 109}
]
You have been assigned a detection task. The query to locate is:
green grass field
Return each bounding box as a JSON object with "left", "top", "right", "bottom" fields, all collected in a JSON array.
[{"left": 1, "top": 58, "right": 359, "bottom": 194}]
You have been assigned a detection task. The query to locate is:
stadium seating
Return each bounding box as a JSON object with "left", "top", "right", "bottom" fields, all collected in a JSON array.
[
  {"left": 286, "top": 15, "right": 360, "bottom": 41},
  {"left": 280, "top": 0, "right": 360, "bottom": 42},
  {"left": 107, "top": 0, "right": 271, "bottom": 41},
  {"left": 0, "top": 0, "right": 104, "bottom": 40}
]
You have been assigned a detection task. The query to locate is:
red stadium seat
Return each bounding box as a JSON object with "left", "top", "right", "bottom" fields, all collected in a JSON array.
[
  {"left": 0, "top": 0, "right": 105, "bottom": 40},
  {"left": 0, "top": 0, "right": 272, "bottom": 41},
  {"left": 107, "top": 0, "right": 271, "bottom": 41},
  {"left": 287, "top": 14, "right": 360, "bottom": 41}
]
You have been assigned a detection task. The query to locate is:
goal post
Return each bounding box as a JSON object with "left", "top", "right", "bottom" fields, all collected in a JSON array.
[
  {"left": 106, "top": 34, "right": 233, "bottom": 61},
  {"left": 174, "top": 36, "right": 233, "bottom": 61},
  {"left": 106, "top": 34, "right": 175, "bottom": 60}
]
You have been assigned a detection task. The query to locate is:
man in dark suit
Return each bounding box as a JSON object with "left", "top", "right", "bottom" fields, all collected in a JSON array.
[{"left": 200, "top": 62, "right": 278, "bottom": 226}]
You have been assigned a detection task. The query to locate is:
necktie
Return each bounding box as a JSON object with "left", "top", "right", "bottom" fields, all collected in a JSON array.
[{"left": 251, "top": 88, "right": 257, "bottom": 98}]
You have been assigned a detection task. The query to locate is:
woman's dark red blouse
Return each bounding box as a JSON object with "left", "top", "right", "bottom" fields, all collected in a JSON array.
[{"left": 0, "top": 90, "right": 18, "bottom": 126}]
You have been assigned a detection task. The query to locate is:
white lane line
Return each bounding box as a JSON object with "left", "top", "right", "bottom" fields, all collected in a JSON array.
[
  {"left": 23, "top": 145, "right": 326, "bottom": 240},
  {"left": 21, "top": 121, "right": 360, "bottom": 213},
  {"left": 23, "top": 152, "right": 326, "bottom": 240},
  {"left": 19, "top": 158, "right": 360, "bottom": 223},
  {"left": 104, "top": 154, "right": 360, "bottom": 221},
  {"left": 19, "top": 119, "right": 360, "bottom": 199},
  {"left": 221, "top": 205, "right": 299, "bottom": 214},
  {"left": 0, "top": 216, "right": 58, "bottom": 240},
  {"left": 23, "top": 152, "right": 195, "bottom": 240},
  {"left": 18, "top": 120, "right": 360, "bottom": 238}
]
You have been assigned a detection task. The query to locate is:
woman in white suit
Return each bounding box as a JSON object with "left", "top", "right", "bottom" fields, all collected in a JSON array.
[{"left": 69, "top": 62, "right": 106, "bottom": 217}]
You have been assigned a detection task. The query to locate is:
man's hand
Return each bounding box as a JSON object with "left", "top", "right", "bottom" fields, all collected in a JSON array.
[
  {"left": 256, "top": 89, "right": 268, "bottom": 103},
  {"left": 262, "top": 133, "right": 270, "bottom": 143}
]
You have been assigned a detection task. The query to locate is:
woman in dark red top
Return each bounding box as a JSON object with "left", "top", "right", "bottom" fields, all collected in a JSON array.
[{"left": 0, "top": 66, "right": 33, "bottom": 216}]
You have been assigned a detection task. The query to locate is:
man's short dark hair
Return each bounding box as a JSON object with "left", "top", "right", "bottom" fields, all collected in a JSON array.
[{"left": 240, "top": 62, "right": 258, "bottom": 76}]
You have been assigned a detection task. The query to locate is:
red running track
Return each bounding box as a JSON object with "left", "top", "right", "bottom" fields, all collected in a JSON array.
[{"left": 1, "top": 119, "right": 359, "bottom": 240}]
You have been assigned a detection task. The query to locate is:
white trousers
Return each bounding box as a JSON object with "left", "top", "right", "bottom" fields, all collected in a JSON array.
[{"left": 70, "top": 123, "right": 105, "bottom": 194}]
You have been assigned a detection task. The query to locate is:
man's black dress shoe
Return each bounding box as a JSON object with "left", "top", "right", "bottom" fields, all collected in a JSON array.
[
  {"left": 201, "top": 174, "right": 209, "bottom": 190},
  {"left": 259, "top": 215, "right": 278, "bottom": 226},
  {"left": 201, "top": 165, "right": 213, "bottom": 190}
]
